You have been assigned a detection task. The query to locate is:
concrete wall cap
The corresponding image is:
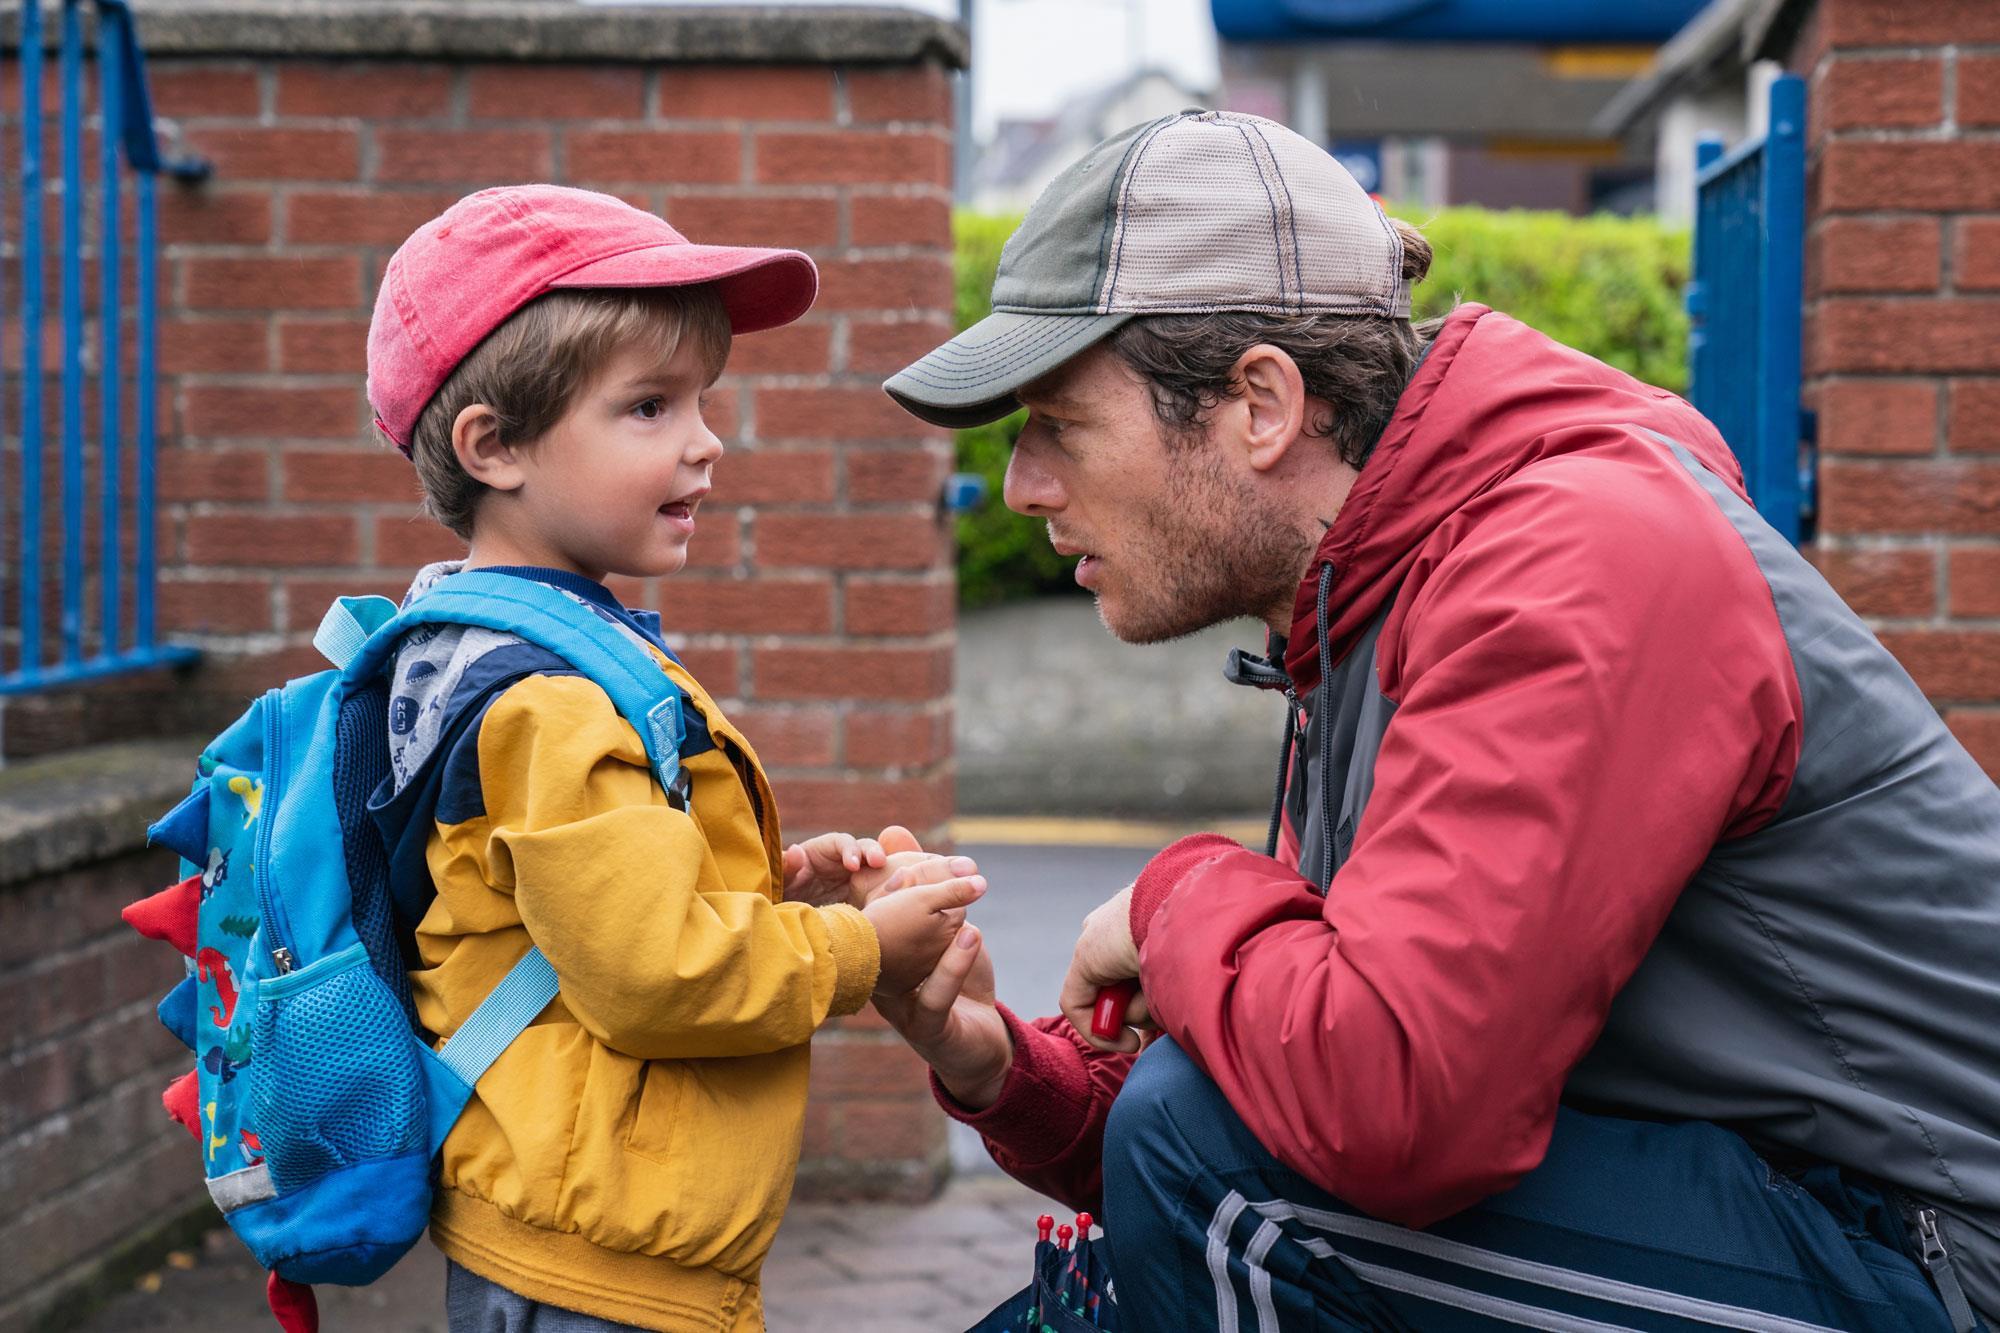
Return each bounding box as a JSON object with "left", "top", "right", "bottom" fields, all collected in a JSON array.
[
  {"left": 0, "top": 739, "right": 196, "bottom": 887},
  {"left": 0, "top": 1, "right": 969, "bottom": 68}
]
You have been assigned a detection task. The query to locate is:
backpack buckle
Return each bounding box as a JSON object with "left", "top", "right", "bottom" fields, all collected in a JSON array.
[{"left": 663, "top": 764, "right": 693, "bottom": 812}]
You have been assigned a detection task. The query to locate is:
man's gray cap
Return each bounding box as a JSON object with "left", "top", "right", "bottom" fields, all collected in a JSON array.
[{"left": 885, "top": 108, "right": 1410, "bottom": 430}]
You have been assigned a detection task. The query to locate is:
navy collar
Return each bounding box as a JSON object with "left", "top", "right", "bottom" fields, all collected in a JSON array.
[{"left": 477, "top": 565, "right": 674, "bottom": 658}]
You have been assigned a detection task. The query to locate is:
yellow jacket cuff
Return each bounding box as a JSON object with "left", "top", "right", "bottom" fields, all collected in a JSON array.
[{"left": 817, "top": 904, "right": 881, "bottom": 1016}]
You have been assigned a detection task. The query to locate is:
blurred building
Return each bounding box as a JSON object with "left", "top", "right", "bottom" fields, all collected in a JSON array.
[
  {"left": 1597, "top": 0, "right": 1785, "bottom": 224},
  {"left": 1208, "top": 0, "right": 1708, "bottom": 213},
  {"left": 971, "top": 67, "right": 1213, "bottom": 212}
]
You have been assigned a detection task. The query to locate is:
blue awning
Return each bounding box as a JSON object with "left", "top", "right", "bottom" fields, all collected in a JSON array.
[{"left": 1212, "top": 0, "right": 1708, "bottom": 43}]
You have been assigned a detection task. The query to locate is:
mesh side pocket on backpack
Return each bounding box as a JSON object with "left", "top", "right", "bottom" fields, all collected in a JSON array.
[{"left": 248, "top": 944, "right": 426, "bottom": 1196}]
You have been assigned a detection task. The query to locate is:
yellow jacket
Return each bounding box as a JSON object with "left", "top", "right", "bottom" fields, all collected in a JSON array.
[{"left": 383, "top": 576, "right": 879, "bottom": 1330}]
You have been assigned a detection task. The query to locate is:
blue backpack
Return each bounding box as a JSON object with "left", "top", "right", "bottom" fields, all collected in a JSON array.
[{"left": 124, "top": 571, "right": 690, "bottom": 1307}]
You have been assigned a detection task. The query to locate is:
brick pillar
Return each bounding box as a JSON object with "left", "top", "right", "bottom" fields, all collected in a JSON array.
[
  {"left": 129, "top": 9, "right": 963, "bottom": 1199},
  {"left": 1795, "top": 0, "right": 2000, "bottom": 778}
]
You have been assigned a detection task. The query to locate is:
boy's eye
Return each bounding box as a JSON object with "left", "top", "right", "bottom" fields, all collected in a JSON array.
[{"left": 633, "top": 397, "right": 664, "bottom": 420}]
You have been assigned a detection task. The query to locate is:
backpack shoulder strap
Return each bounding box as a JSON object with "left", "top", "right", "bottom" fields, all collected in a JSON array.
[
  {"left": 343, "top": 570, "right": 687, "bottom": 798},
  {"left": 336, "top": 571, "right": 691, "bottom": 1102}
]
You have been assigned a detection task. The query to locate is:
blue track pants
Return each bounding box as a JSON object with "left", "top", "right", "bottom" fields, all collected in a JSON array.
[{"left": 1100, "top": 1038, "right": 1976, "bottom": 1332}]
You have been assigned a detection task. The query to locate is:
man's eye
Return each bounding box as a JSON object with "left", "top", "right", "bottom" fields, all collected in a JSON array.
[{"left": 634, "top": 397, "right": 664, "bottom": 420}]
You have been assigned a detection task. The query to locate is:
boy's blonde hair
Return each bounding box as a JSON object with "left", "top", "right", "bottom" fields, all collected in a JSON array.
[{"left": 403, "top": 285, "right": 732, "bottom": 538}]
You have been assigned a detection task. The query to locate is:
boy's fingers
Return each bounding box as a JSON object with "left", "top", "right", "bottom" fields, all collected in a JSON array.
[{"left": 858, "top": 838, "right": 886, "bottom": 869}]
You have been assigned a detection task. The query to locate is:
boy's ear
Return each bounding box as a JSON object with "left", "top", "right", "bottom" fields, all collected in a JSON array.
[{"left": 451, "top": 404, "right": 526, "bottom": 493}]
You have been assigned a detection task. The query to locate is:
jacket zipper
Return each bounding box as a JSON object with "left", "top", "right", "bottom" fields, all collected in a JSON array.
[
  {"left": 1917, "top": 1207, "right": 1981, "bottom": 1333},
  {"left": 1894, "top": 1187, "right": 1981, "bottom": 1333},
  {"left": 256, "top": 689, "right": 298, "bottom": 974}
]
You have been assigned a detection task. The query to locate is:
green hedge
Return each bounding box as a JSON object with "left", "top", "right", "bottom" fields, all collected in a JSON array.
[{"left": 952, "top": 206, "right": 1691, "bottom": 607}]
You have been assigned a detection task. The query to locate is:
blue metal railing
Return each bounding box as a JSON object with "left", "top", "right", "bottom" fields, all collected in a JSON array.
[
  {"left": 4, "top": 0, "right": 207, "bottom": 693},
  {"left": 1687, "top": 73, "right": 1810, "bottom": 545}
]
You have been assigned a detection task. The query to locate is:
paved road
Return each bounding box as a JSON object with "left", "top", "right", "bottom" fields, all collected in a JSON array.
[{"left": 76, "top": 1175, "right": 1059, "bottom": 1333}]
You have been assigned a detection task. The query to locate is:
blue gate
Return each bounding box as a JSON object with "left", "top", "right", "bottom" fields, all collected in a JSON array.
[
  {"left": 3, "top": 0, "right": 207, "bottom": 694},
  {"left": 1687, "top": 73, "right": 1810, "bottom": 544}
]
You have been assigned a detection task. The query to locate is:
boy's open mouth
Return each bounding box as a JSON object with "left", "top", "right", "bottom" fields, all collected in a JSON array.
[{"left": 660, "top": 487, "right": 708, "bottom": 524}]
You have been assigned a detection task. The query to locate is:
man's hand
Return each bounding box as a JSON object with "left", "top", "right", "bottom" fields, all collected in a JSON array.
[
  {"left": 871, "top": 859, "right": 1013, "bottom": 1110},
  {"left": 1058, "top": 885, "right": 1154, "bottom": 1054}
]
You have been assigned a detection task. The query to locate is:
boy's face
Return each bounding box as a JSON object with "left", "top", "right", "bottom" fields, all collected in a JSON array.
[{"left": 507, "top": 337, "right": 724, "bottom": 583}]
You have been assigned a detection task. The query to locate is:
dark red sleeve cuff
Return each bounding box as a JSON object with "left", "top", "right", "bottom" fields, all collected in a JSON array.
[
  {"left": 1129, "top": 833, "right": 1240, "bottom": 949},
  {"left": 930, "top": 1003, "right": 1093, "bottom": 1167}
]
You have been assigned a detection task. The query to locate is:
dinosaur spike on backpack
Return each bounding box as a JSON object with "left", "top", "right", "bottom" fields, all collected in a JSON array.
[
  {"left": 266, "top": 1271, "right": 320, "bottom": 1333},
  {"left": 163, "top": 1069, "right": 201, "bottom": 1140},
  {"left": 148, "top": 784, "right": 211, "bottom": 864},
  {"left": 157, "top": 973, "right": 200, "bottom": 1051},
  {"left": 122, "top": 873, "right": 202, "bottom": 957}
]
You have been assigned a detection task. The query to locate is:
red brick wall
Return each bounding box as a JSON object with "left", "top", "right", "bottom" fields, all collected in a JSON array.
[
  {"left": 134, "top": 55, "right": 957, "bottom": 1195},
  {"left": 0, "top": 840, "right": 198, "bottom": 1329},
  {"left": 1799, "top": 0, "right": 2000, "bottom": 778}
]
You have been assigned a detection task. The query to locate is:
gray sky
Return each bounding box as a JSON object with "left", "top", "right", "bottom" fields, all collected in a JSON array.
[
  {"left": 957, "top": 0, "right": 1221, "bottom": 139},
  {"left": 600, "top": 0, "right": 1221, "bottom": 140}
]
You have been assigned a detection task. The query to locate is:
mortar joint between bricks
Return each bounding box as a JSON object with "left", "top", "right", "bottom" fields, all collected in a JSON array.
[
  {"left": 1945, "top": 45, "right": 1961, "bottom": 135},
  {"left": 1940, "top": 376, "right": 1954, "bottom": 460},
  {"left": 447, "top": 66, "right": 470, "bottom": 129},
  {"left": 1938, "top": 538, "right": 1953, "bottom": 621},
  {"left": 1823, "top": 126, "right": 1983, "bottom": 144},
  {"left": 1944, "top": 215, "right": 1960, "bottom": 300},
  {"left": 830, "top": 317, "right": 851, "bottom": 376}
]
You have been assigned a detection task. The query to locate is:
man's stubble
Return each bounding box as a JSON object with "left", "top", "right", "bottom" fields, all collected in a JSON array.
[{"left": 1097, "top": 444, "right": 1317, "bottom": 646}]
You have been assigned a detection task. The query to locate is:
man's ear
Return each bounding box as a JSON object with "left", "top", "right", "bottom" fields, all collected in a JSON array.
[
  {"left": 1232, "top": 344, "right": 1309, "bottom": 474},
  {"left": 450, "top": 404, "right": 526, "bottom": 493}
]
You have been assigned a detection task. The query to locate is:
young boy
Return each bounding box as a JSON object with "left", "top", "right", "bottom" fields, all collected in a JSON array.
[{"left": 362, "top": 185, "right": 982, "bottom": 1330}]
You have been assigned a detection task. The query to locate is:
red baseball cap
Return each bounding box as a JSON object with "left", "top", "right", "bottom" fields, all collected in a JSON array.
[{"left": 366, "top": 184, "right": 818, "bottom": 453}]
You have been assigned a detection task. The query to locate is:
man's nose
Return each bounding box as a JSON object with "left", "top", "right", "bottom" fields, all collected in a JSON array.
[{"left": 1003, "top": 440, "right": 1064, "bottom": 516}]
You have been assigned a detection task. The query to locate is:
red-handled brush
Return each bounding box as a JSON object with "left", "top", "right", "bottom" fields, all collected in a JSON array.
[{"left": 1091, "top": 980, "right": 1139, "bottom": 1040}]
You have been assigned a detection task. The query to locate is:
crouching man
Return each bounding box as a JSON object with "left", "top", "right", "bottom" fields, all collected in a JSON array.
[{"left": 877, "top": 110, "right": 2000, "bottom": 1332}]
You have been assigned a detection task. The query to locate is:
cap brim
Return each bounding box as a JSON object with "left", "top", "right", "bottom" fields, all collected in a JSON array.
[
  {"left": 551, "top": 242, "right": 818, "bottom": 335},
  {"left": 884, "top": 309, "right": 1131, "bottom": 429}
]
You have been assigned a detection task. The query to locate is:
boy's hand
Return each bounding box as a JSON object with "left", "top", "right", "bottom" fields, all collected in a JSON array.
[
  {"left": 863, "top": 873, "right": 987, "bottom": 995},
  {"left": 786, "top": 825, "right": 979, "bottom": 909},
  {"left": 782, "top": 831, "right": 890, "bottom": 906}
]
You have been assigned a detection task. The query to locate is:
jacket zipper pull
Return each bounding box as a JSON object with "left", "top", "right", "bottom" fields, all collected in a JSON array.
[{"left": 1917, "top": 1208, "right": 1981, "bottom": 1333}]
